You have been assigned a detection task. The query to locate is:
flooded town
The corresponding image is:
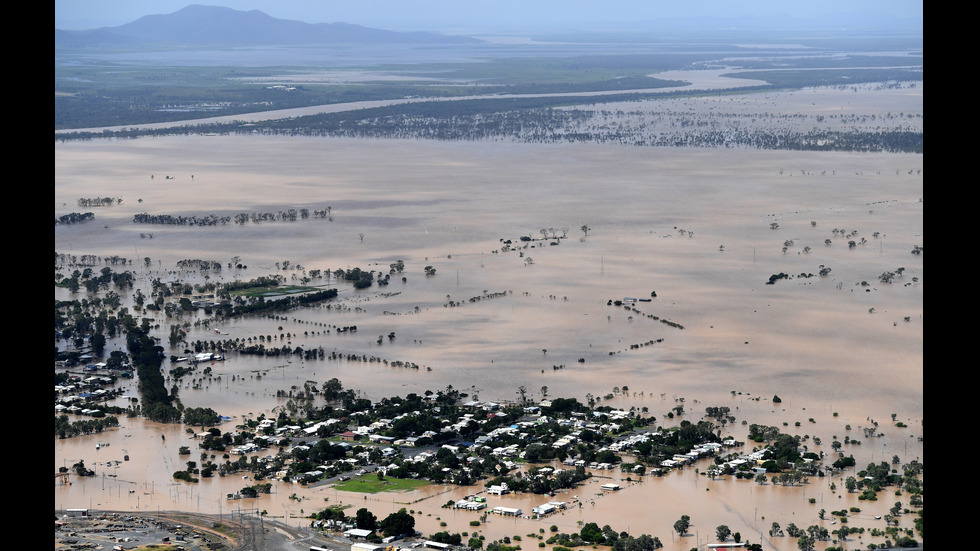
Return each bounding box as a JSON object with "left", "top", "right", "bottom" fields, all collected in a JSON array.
[{"left": 56, "top": 4, "right": 922, "bottom": 551}]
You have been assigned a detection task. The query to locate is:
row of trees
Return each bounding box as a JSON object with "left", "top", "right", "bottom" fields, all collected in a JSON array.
[
  {"left": 54, "top": 414, "right": 119, "bottom": 438},
  {"left": 56, "top": 212, "right": 95, "bottom": 224},
  {"left": 77, "top": 197, "right": 121, "bottom": 207},
  {"left": 132, "top": 208, "right": 333, "bottom": 226},
  {"left": 133, "top": 212, "right": 232, "bottom": 226},
  {"left": 55, "top": 253, "right": 131, "bottom": 267},
  {"left": 127, "top": 319, "right": 180, "bottom": 422},
  {"left": 243, "top": 106, "right": 923, "bottom": 153}
]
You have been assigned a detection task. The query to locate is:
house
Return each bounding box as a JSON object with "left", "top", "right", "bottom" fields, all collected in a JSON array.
[
  {"left": 455, "top": 499, "right": 486, "bottom": 511},
  {"left": 600, "top": 483, "right": 621, "bottom": 491},
  {"left": 532, "top": 503, "right": 556, "bottom": 515},
  {"left": 487, "top": 483, "right": 509, "bottom": 495},
  {"left": 492, "top": 506, "right": 522, "bottom": 517}
]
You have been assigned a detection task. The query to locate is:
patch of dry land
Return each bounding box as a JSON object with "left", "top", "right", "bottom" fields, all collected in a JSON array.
[{"left": 55, "top": 83, "right": 922, "bottom": 550}]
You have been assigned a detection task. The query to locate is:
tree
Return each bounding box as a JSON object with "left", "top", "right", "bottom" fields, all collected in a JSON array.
[
  {"left": 90, "top": 333, "right": 106, "bottom": 356},
  {"left": 796, "top": 534, "right": 815, "bottom": 551},
  {"left": 581, "top": 225, "right": 591, "bottom": 236},
  {"left": 673, "top": 515, "right": 691, "bottom": 536},
  {"left": 169, "top": 324, "right": 185, "bottom": 346},
  {"left": 890, "top": 501, "right": 903, "bottom": 516},
  {"left": 617, "top": 534, "right": 662, "bottom": 551},
  {"left": 355, "top": 507, "right": 377, "bottom": 531},
  {"left": 716, "top": 525, "right": 732, "bottom": 541},
  {"left": 183, "top": 407, "right": 221, "bottom": 428},
  {"left": 581, "top": 522, "right": 604, "bottom": 543},
  {"left": 517, "top": 385, "right": 528, "bottom": 405},
  {"left": 379, "top": 508, "right": 415, "bottom": 537}
]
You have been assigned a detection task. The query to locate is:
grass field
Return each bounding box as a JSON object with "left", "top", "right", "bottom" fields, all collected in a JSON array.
[
  {"left": 229, "top": 285, "right": 319, "bottom": 297},
  {"left": 333, "top": 476, "right": 431, "bottom": 494}
]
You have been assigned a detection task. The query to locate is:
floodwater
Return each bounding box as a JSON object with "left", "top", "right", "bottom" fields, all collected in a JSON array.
[{"left": 55, "top": 86, "right": 922, "bottom": 549}]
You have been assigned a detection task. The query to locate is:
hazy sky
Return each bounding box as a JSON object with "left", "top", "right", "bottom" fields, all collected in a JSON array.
[{"left": 54, "top": 0, "right": 923, "bottom": 32}]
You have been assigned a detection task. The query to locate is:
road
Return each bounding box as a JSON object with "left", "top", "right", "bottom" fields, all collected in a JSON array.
[{"left": 55, "top": 509, "right": 349, "bottom": 551}]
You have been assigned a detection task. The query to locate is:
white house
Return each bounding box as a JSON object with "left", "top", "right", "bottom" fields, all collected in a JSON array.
[{"left": 532, "top": 503, "right": 556, "bottom": 515}]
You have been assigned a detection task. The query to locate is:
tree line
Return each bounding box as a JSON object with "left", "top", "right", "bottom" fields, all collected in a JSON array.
[
  {"left": 77, "top": 197, "right": 121, "bottom": 207},
  {"left": 132, "top": 207, "right": 333, "bottom": 226},
  {"left": 57, "top": 212, "right": 95, "bottom": 225},
  {"left": 57, "top": 82, "right": 922, "bottom": 154}
]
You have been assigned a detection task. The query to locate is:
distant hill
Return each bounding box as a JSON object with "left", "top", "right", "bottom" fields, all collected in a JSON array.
[{"left": 55, "top": 4, "right": 482, "bottom": 48}]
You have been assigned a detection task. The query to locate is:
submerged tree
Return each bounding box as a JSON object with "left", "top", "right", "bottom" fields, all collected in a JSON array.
[{"left": 673, "top": 515, "right": 691, "bottom": 536}]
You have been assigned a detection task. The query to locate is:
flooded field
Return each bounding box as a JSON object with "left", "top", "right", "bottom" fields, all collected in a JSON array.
[{"left": 55, "top": 85, "right": 922, "bottom": 549}]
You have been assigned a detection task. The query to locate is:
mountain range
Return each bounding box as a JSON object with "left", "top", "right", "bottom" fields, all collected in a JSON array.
[{"left": 55, "top": 4, "right": 482, "bottom": 48}]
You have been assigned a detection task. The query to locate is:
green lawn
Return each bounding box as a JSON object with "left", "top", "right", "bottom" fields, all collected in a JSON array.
[
  {"left": 333, "top": 476, "right": 430, "bottom": 494},
  {"left": 230, "top": 285, "right": 317, "bottom": 297}
]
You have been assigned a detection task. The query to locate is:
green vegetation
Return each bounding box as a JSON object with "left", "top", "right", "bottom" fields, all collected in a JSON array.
[
  {"left": 724, "top": 68, "right": 922, "bottom": 88},
  {"left": 56, "top": 43, "right": 922, "bottom": 154},
  {"left": 332, "top": 476, "right": 430, "bottom": 493},
  {"left": 54, "top": 414, "right": 119, "bottom": 438}
]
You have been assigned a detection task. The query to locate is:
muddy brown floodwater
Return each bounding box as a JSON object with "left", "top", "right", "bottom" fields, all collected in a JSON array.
[{"left": 55, "top": 84, "right": 922, "bottom": 550}]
